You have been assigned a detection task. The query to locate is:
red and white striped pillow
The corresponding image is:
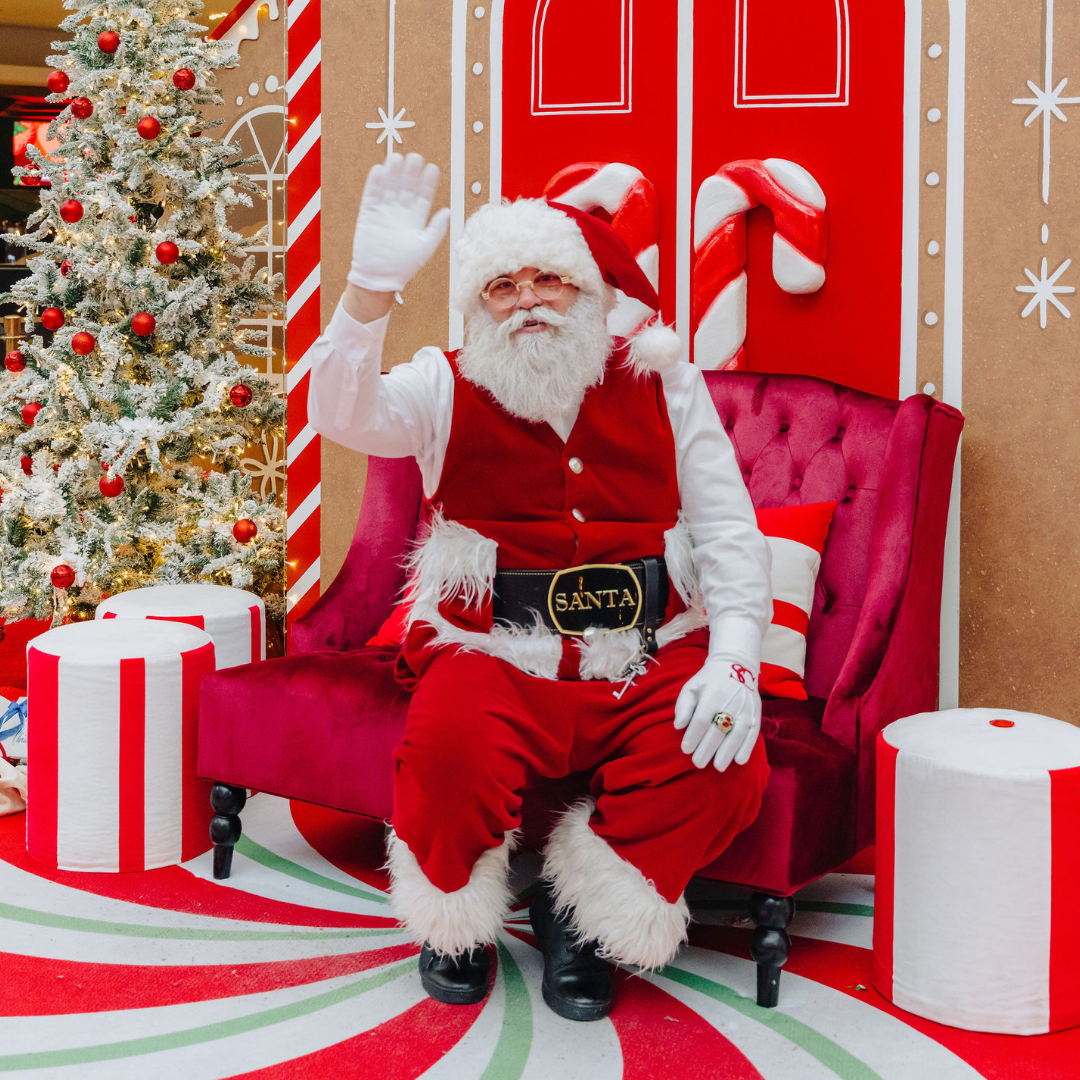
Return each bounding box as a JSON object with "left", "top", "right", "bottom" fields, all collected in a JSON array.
[{"left": 756, "top": 501, "right": 838, "bottom": 700}]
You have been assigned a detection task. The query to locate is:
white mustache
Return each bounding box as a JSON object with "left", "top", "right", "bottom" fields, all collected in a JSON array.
[{"left": 498, "top": 305, "right": 571, "bottom": 336}]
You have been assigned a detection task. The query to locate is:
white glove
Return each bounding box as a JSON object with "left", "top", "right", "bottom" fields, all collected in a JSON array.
[
  {"left": 347, "top": 152, "right": 451, "bottom": 293},
  {"left": 673, "top": 658, "right": 762, "bottom": 772}
]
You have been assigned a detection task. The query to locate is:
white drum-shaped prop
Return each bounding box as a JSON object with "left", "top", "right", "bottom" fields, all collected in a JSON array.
[
  {"left": 97, "top": 583, "right": 265, "bottom": 669},
  {"left": 874, "top": 708, "right": 1080, "bottom": 1034},
  {"left": 26, "top": 620, "right": 217, "bottom": 872}
]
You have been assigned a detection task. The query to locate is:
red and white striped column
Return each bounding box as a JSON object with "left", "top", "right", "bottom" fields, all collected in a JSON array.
[{"left": 285, "top": 0, "right": 323, "bottom": 629}]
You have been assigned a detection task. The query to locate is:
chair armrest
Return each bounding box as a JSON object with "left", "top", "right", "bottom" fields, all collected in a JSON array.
[
  {"left": 289, "top": 456, "right": 424, "bottom": 654},
  {"left": 820, "top": 395, "right": 962, "bottom": 846}
]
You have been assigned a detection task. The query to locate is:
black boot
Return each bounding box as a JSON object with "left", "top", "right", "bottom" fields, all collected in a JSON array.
[
  {"left": 530, "top": 882, "right": 614, "bottom": 1021},
  {"left": 418, "top": 943, "right": 490, "bottom": 1005}
]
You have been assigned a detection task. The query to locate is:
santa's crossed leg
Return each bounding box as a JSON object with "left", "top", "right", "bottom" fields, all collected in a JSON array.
[{"left": 308, "top": 153, "right": 772, "bottom": 1021}]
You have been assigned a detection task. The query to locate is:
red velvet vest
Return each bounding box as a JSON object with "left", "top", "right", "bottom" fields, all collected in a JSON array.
[{"left": 431, "top": 347, "right": 681, "bottom": 572}]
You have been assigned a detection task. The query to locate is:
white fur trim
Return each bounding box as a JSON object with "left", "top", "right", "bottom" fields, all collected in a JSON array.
[
  {"left": 576, "top": 628, "right": 646, "bottom": 681},
  {"left": 454, "top": 199, "right": 606, "bottom": 316},
  {"left": 406, "top": 508, "right": 496, "bottom": 614},
  {"left": 663, "top": 514, "right": 703, "bottom": 613},
  {"left": 625, "top": 321, "right": 683, "bottom": 377},
  {"left": 385, "top": 828, "right": 517, "bottom": 957},
  {"left": 543, "top": 799, "right": 690, "bottom": 970},
  {"left": 413, "top": 601, "right": 563, "bottom": 680}
]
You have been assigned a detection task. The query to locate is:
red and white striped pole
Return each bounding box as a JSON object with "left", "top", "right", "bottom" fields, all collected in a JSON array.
[{"left": 285, "top": 0, "right": 323, "bottom": 630}]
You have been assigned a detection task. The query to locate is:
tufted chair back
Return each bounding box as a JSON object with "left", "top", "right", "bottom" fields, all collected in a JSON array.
[{"left": 705, "top": 371, "right": 904, "bottom": 700}]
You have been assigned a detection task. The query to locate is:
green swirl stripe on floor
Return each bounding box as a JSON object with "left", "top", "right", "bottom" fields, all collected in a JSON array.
[
  {"left": 0, "top": 900, "right": 400, "bottom": 942},
  {"left": 660, "top": 965, "right": 884, "bottom": 1080},
  {"left": 0, "top": 961, "right": 414, "bottom": 1071},
  {"left": 235, "top": 835, "right": 390, "bottom": 904},
  {"left": 479, "top": 941, "right": 533, "bottom": 1080}
]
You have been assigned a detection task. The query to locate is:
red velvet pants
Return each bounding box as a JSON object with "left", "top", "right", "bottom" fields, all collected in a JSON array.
[{"left": 391, "top": 630, "right": 770, "bottom": 903}]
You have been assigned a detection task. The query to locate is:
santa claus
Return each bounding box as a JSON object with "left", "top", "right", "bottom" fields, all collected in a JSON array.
[{"left": 308, "top": 152, "right": 772, "bottom": 1021}]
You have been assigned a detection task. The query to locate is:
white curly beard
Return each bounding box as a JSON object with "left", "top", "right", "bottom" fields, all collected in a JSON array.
[{"left": 457, "top": 292, "right": 612, "bottom": 423}]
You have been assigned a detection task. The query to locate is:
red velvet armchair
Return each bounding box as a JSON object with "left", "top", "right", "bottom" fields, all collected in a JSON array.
[{"left": 199, "top": 371, "right": 963, "bottom": 1006}]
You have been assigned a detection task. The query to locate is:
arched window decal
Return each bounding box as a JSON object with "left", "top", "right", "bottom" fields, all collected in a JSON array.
[
  {"left": 531, "top": 0, "right": 632, "bottom": 115},
  {"left": 735, "top": 0, "right": 849, "bottom": 108}
]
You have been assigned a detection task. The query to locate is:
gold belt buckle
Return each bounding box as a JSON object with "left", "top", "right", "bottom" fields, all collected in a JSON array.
[{"left": 546, "top": 563, "right": 643, "bottom": 636}]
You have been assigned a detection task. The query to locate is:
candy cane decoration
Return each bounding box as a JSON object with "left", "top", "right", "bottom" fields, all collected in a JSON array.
[
  {"left": 693, "top": 159, "right": 827, "bottom": 370},
  {"left": 544, "top": 162, "right": 661, "bottom": 337}
]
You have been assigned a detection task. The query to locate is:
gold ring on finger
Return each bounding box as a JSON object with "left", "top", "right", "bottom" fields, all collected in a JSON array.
[{"left": 710, "top": 711, "right": 734, "bottom": 733}]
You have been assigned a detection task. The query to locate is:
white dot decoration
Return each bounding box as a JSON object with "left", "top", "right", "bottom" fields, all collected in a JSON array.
[
  {"left": 473, "top": 120, "right": 484, "bottom": 133},
  {"left": 1042, "top": 223, "right": 1049, "bottom": 243},
  {"left": 265, "top": 75, "right": 279, "bottom": 93},
  {"left": 924, "top": 311, "right": 939, "bottom": 326},
  {"left": 235, "top": 95, "right": 244, "bottom": 106},
  {"left": 926, "top": 171, "right": 940, "bottom": 186},
  {"left": 248, "top": 82, "right": 259, "bottom": 97},
  {"left": 927, "top": 240, "right": 940, "bottom": 255},
  {"left": 927, "top": 107, "right": 941, "bottom": 122},
  {"left": 923, "top": 382, "right": 936, "bottom": 396},
  {"left": 474, "top": 5, "right": 485, "bottom": 16},
  {"left": 472, "top": 62, "right": 484, "bottom": 75},
  {"left": 471, "top": 181, "right": 482, "bottom": 194},
  {"left": 928, "top": 43, "right": 943, "bottom": 58}
]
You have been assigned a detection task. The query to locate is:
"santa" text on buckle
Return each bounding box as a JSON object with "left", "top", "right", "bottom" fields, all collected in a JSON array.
[{"left": 546, "top": 564, "right": 643, "bottom": 636}]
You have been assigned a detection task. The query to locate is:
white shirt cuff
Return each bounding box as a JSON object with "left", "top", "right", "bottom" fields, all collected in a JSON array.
[{"left": 326, "top": 301, "right": 390, "bottom": 360}]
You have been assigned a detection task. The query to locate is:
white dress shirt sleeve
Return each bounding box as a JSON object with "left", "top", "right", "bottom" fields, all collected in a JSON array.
[
  {"left": 306, "top": 300, "right": 453, "bottom": 498},
  {"left": 662, "top": 361, "right": 773, "bottom": 668}
]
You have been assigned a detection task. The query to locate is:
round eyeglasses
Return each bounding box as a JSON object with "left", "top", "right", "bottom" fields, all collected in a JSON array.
[{"left": 480, "top": 271, "right": 574, "bottom": 309}]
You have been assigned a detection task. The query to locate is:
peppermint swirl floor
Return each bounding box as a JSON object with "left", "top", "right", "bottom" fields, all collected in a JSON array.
[{"left": 0, "top": 795, "right": 1074, "bottom": 1078}]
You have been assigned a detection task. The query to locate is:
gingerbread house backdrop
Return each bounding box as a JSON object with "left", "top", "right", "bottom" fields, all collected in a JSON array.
[{"left": 212, "top": 0, "right": 1080, "bottom": 724}]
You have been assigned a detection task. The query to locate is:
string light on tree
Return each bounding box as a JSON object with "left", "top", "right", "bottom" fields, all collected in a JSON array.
[{"left": 0, "top": 0, "right": 286, "bottom": 627}]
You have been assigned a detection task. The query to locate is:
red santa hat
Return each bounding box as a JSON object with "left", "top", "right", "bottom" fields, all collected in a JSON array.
[{"left": 454, "top": 198, "right": 683, "bottom": 372}]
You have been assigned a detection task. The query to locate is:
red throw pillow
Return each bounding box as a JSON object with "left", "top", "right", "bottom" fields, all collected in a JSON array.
[{"left": 756, "top": 501, "right": 838, "bottom": 700}]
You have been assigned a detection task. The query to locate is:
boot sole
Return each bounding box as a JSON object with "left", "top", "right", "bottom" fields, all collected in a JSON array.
[
  {"left": 541, "top": 977, "right": 613, "bottom": 1022},
  {"left": 420, "top": 970, "right": 488, "bottom": 1006}
]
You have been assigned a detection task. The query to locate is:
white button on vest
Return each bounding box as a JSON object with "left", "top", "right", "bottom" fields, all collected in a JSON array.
[
  {"left": 572, "top": 508, "right": 586, "bottom": 523},
  {"left": 568, "top": 457, "right": 584, "bottom": 474}
]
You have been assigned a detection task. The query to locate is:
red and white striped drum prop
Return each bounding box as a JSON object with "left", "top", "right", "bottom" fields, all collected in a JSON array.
[
  {"left": 874, "top": 709, "right": 1080, "bottom": 1034},
  {"left": 544, "top": 161, "right": 661, "bottom": 338},
  {"left": 97, "top": 583, "right": 265, "bottom": 670},
  {"left": 26, "top": 620, "right": 217, "bottom": 872},
  {"left": 693, "top": 159, "right": 827, "bottom": 370}
]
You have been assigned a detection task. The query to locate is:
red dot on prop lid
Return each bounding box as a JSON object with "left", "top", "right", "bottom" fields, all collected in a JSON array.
[{"left": 989, "top": 719, "right": 1015, "bottom": 728}]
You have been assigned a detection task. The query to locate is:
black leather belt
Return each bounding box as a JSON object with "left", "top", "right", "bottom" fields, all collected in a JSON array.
[{"left": 492, "top": 557, "right": 669, "bottom": 654}]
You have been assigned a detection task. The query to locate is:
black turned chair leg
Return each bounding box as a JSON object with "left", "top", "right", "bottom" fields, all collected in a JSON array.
[
  {"left": 749, "top": 892, "right": 795, "bottom": 1008},
  {"left": 210, "top": 783, "right": 247, "bottom": 879}
]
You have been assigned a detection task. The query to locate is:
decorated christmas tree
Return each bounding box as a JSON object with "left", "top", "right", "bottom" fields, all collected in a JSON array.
[{"left": 0, "top": 0, "right": 285, "bottom": 626}]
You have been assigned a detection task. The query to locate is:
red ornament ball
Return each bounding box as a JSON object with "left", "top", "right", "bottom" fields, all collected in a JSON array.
[
  {"left": 70, "top": 97, "right": 93, "bottom": 119},
  {"left": 59, "top": 199, "right": 83, "bottom": 224},
  {"left": 229, "top": 384, "right": 253, "bottom": 408},
  {"left": 97, "top": 30, "right": 120, "bottom": 53},
  {"left": 50, "top": 565, "right": 76, "bottom": 590},
  {"left": 20, "top": 455, "right": 32, "bottom": 475},
  {"left": 131, "top": 312, "right": 156, "bottom": 336},
  {"left": 60, "top": 259, "right": 73, "bottom": 277},
  {"left": 47, "top": 70, "right": 70, "bottom": 94},
  {"left": 155, "top": 240, "right": 179, "bottom": 264},
  {"left": 173, "top": 68, "right": 196, "bottom": 90},
  {"left": 41, "top": 307, "right": 64, "bottom": 331},
  {"left": 232, "top": 518, "right": 258, "bottom": 544},
  {"left": 5, "top": 350, "right": 26, "bottom": 373},
  {"left": 21, "top": 402, "right": 42, "bottom": 426},
  {"left": 137, "top": 116, "right": 161, "bottom": 140},
  {"left": 99, "top": 473, "right": 125, "bottom": 498},
  {"left": 71, "top": 331, "right": 97, "bottom": 355}
]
